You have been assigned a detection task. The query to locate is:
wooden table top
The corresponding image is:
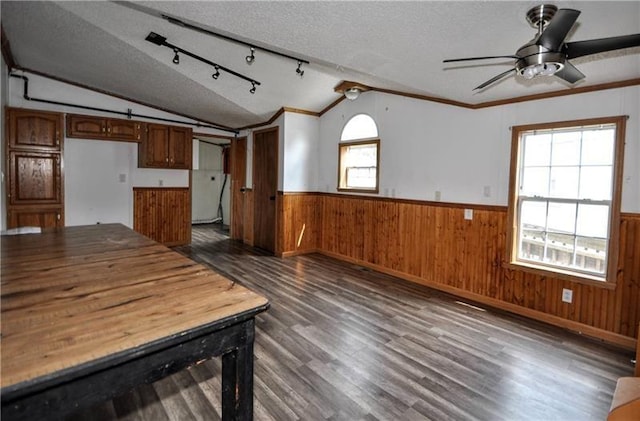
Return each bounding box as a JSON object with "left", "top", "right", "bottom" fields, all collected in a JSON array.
[{"left": 1, "top": 224, "right": 268, "bottom": 393}]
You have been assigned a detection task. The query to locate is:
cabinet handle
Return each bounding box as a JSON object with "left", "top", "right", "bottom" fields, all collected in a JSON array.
[
  {"left": 166, "top": 158, "right": 169, "bottom": 163},
  {"left": 107, "top": 126, "right": 111, "bottom": 134},
  {"left": 56, "top": 131, "right": 60, "bottom": 145},
  {"left": 57, "top": 213, "right": 61, "bottom": 220},
  {"left": 102, "top": 126, "right": 106, "bottom": 133}
]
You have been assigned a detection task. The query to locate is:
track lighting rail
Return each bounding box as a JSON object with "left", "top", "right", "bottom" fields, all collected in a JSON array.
[
  {"left": 162, "top": 15, "right": 310, "bottom": 67},
  {"left": 145, "top": 32, "right": 260, "bottom": 92}
]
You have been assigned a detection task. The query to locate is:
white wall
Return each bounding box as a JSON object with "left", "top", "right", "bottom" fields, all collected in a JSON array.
[
  {"left": 7, "top": 71, "right": 231, "bottom": 228},
  {"left": 192, "top": 141, "right": 231, "bottom": 224},
  {"left": 318, "top": 86, "right": 640, "bottom": 213},
  {"left": 283, "top": 112, "right": 319, "bottom": 192}
]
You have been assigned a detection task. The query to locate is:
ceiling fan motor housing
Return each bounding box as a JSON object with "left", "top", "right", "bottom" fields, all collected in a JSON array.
[{"left": 526, "top": 4, "right": 558, "bottom": 30}]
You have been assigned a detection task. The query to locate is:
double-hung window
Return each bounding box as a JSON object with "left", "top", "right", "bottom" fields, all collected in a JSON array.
[{"left": 508, "top": 116, "right": 626, "bottom": 283}]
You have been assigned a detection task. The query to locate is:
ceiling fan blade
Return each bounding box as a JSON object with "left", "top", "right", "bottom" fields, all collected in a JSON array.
[
  {"left": 537, "top": 9, "right": 581, "bottom": 51},
  {"left": 565, "top": 34, "right": 640, "bottom": 59},
  {"left": 555, "top": 61, "right": 585, "bottom": 84},
  {"left": 443, "top": 55, "right": 519, "bottom": 63},
  {"left": 473, "top": 68, "right": 516, "bottom": 91}
]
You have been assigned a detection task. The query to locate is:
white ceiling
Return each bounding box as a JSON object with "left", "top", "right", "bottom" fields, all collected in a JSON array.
[{"left": 2, "top": 1, "right": 639, "bottom": 129}]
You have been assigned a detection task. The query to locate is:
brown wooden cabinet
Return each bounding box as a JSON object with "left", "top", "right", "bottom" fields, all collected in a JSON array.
[
  {"left": 66, "top": 114, "right": 144, "bottom": 142},
  {"left": 139, "top": 124, "right": 192, "bottom": 169},
  {"left": 5, "top": 107, "right": 64, "bottom": 229},
  {"left": 7, "top": 207, "right": 63, "bottom": 229},
  {"left": 7, "top": 108, "right": 62, "bottom": 151},
  {"left": 8, "top": 151, "right": 62, "bottom": 205}
]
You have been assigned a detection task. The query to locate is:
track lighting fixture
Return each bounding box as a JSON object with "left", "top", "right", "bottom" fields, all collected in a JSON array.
[
  {"left": 246, "top": 47, "right": 255, "bottom": 64},
  {"left": 146, "top": 32, "right": 260, "bottom": 93},
  {"left": 162, "top": 14, "right": 310, "bottom": 78}
]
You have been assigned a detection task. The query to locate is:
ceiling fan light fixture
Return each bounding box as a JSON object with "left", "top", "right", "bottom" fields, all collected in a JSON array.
[
  {"left": 519, "top": 61, "right": 564, "bottom": 80},
  {"left": 344, "top": 87, "right": 361, "bottom": 100}
]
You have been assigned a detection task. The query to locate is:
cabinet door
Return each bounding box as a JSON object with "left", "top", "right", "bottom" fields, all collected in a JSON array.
[
  {"left": 108, "top": 119, "right": 144, "bottom": 142},
  {"left": 7, "top": 207, "right": 63, "bottom": 229},
  {"left": 66, "top": 114, "right": 108, "bottom": 139},
  {"left": 8, "top": 151, "right": 62, "bottom": 205},
  {"left": 141, "top": 124, "right": 170, "bottom": 167},
  {"left": 168, "top": 126, "right": 192, "bottom": 169},
  {"left": 8, "top": 108, "right": 62, "bottom": 150}
]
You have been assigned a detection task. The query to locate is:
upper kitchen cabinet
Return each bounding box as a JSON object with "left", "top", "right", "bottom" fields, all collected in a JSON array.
[
  {"left": 66, "top": 114, "right": 145, "bottom": 142},
  {"left": 7, "top": 108, "right": 63, "bottom": 151},
  {"left": 139, "top": 124, "right": 192, "bottom": 169}
]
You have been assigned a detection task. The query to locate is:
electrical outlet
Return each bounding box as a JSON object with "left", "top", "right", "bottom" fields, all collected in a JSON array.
[
  {"left": 464, "top": 209, "right": 473, "bottom": 220},
  {"left": 483, "top": 185, "right": 491, "bottom": 197},
  {"left": 118, "top": 173, "right": 126, "bottom": 183},
  {"left": 562, "top": 288, "right": 573, "bottom": 303},
  {"left": 158, "top": 179, "right": 164, "bottom": 187},
  {"left": 435, "top": 191, "right": 441, "bottom": 201}
]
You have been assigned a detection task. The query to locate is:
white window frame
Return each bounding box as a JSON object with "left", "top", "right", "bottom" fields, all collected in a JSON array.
[{"left": 506, "top": 116, "right": 626, "bottom": 286}]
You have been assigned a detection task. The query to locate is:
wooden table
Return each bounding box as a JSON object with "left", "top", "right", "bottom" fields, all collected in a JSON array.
[{"left": 1, "top": 224, "right": 269, "bottom": 421}]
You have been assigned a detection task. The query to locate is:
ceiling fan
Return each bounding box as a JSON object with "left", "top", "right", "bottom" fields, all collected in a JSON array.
[{"left": 444, "top": 4, "right": 640, "bottom": 91}]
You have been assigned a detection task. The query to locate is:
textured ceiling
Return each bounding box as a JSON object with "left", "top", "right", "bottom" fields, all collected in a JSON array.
[{"left": 2, "top": 1, "right": 639, "bottom": 128}]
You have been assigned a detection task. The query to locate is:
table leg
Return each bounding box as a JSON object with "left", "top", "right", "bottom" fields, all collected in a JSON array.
[{"left": 221, "top": 319, "right": 255, "bottom": 421}]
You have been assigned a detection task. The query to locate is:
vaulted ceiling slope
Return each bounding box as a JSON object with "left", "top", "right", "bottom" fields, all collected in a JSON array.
[{"left": 2, "top": 1, "right": 639, "bottom": 128}]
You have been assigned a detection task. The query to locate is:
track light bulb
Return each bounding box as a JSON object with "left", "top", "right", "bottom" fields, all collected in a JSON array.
[
  {"left": 246, "top": 47, "right": 255, "bottom": 64},
  {"left": 212, "top": 66, "right": 220, "bottom": 79},
  {"left": 249, "top": 82, "right": 256, "bottom": 94},
  {"left": 296, "top": 61, "right": 304, "bottom": 77},
  {"left": 172, "top": 49, "right": 180, "bottom": 64}
]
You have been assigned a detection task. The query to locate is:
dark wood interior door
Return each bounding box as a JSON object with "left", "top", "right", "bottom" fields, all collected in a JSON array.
[
  {"left": 253, "top": 128, "right": 278, "bottom": 253},
  {"left": 230, "top": 137, "right": 247, "bottom": 240}
]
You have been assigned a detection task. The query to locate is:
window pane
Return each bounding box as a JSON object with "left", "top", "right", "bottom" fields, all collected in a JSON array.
[
  {"left": 519, "top": 229, "right": 545, "bottom": 262},
  {"left": 521, "top": 167, "right": 549, "bottom": 197},
  {"left": 576, "top": 236, "right": 607, "bottom": 274},
  {"left": 520, "top": 200, "right": 547, "bottom": 230},
  {"left": 576, "top": 204, "right": 609, "bottom": 238},
  {"left": 523, "top": 133, "right": 551, "bottom": 166},
  {"left": 582, "top": 129, "right": 614, "bottom": 165},
  {"left": 545, "top": 233, "right": 575, "bottom": 267},
  {"left": 341, "top": 114, "right": 378, "bottom": 141},
  {"left": 547, "top": 202, "right": 576, "bottom": 234},
  {"left": 579, "top": 166, "right": 612, "bottom": 200},
  {"left": 549, "top": 167, "right": 579, "bottom": 198},
  {"left": 551, "top": 131, "right": 581, "bottom": 166},
  {"left": 346, "top": 167, "right": 376, "bottom": 188},
  {"left": 346, "top": 144, "right": 377, "bottom": 167}
]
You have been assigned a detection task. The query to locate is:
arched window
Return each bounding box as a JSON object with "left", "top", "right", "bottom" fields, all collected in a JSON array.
[{"left": 338, "top": 114, "right": 380, "bottom": 192}]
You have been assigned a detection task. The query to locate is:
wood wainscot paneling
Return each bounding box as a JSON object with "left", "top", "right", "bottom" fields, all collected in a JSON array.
[
  {"left": 278, "top": 192, "right": 322, "bottom": 257},
  {"left": 279, "top": 192, "right": 639, "bottom": 349},
  {"left": 133, "top": 187, "right": 191, "bottom": 246}
]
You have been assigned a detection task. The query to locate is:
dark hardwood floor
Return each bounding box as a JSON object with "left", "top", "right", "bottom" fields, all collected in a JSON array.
[{"left": 68, "top": 224, "right": 635, "bottom": 421}]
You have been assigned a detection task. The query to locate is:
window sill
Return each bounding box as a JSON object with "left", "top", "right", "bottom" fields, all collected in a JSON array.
[
  {"left": 337, "top": 187, "right": 379, "bottom": 194},
  {"left": 502, "top": 261, "right": 616, "bottom": 290}
]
